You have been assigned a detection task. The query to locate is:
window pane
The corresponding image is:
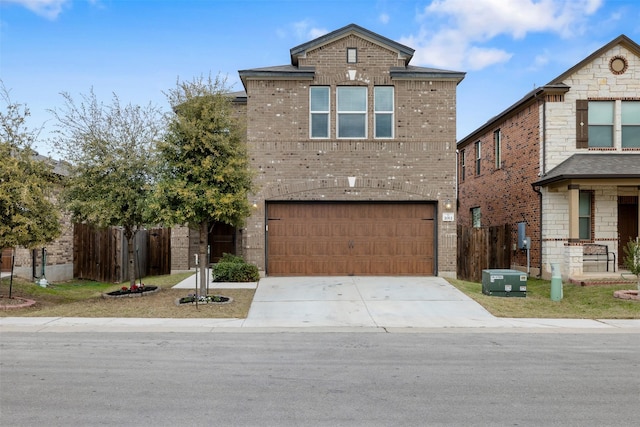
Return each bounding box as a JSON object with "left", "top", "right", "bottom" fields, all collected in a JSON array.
[
  {"left": 579, "top": 218, "right": 590, "bottom": 240},
  {"left": 375, "top": 114, "right": 392, "bottom": 138},
  {"left": 622, "top": 126, "right": 640, "bottom": 147},
  {"left": 472, "top": 208, "right": 481, "bottom": 228},
  {"left": 310, "top": 87, "right": 329, "bottom": 111},
  {"left": 588, "top": 125, "right": 613, "bottom": 147},
  {"left": 311, "top": 114, "right": 328, "bottom": 138},
  {"left": 338, "top": 114, "right": 366, "bottom": 138},
  {"left": 579, "top": 192, "right": 591, "bottom": 240},
  {"left": 374, "top": 87, "right": 393, "bottom": 111},
  {"left": 622, "top": 101, "right": 640, "bottom": 124},
  {"left": 588, "top": 101, "right": 613, "bottom": 124},
  {"left": 338, "top": 87, "right": 366, "bottom": 111},
  {"left": 579, "top": 192, "right": 590, "bottom": 216}
]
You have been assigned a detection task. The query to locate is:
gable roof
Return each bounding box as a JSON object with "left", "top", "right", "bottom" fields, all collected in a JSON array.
[
  {"left": 239, "top": 24, "right": 465, "bottom": 89},
  {"left": 289, "top": 23, "right": 415, "bottom": 66},
  {"left": 533, "top": 153, "right": 640, "bottom": 187},
  {"left": 546, "top": 34, "right": 640, "bottom": 85},
  {"left": 458, "top": 34, "right": 640, "bottom": 147}
]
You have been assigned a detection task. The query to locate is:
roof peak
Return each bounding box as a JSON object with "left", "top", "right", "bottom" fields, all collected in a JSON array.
[{"left": 289, "top": 23, "right": 415, "bottom": 66}]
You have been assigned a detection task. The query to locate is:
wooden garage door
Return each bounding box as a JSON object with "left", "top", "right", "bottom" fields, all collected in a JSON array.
[{"left": 266, "top": 202, "right": 435, "bottom": 276}]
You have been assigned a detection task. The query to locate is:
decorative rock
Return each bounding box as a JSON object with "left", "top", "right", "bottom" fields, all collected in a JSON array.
[{"left": 613, "top": 290, "right": 640, "bottom": 301}]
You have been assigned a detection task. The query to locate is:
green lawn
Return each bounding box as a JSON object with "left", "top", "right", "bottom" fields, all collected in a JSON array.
[
  {"left": 2, "top": 274, "right": 639, "bottom": 319},
  {"left": 447, "top": 277, "right": 640, "bottom": 319}
]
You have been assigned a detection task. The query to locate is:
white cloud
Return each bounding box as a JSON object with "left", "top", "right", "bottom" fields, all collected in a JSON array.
[
  {"left": 379, "top": 13, "right": 390, "bottom": 24},
  {"left": 291, "top": 19, "right": 328, "bottom": 41},
  {"left": 402, "top": 0, "right": 604, "bottom": 70},
  {"left": 3, "top": 0, "right": 70, "bottom": 20}
]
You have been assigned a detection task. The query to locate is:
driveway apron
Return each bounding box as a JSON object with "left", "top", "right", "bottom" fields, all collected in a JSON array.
[{"left": 243, "top": 276, "right": 506, "bottom": 328}]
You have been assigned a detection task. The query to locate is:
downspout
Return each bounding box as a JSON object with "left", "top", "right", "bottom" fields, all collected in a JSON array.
[
  {"left": 455, "top": 149, "right": 459, "bottom": 209},
  {"left": 532, "top": 185, "right": 543, "bottom": 278}
]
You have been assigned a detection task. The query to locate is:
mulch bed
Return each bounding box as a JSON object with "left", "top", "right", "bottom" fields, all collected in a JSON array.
[{"left": 103, "top": 286, "right": 159, "bottom": 298}]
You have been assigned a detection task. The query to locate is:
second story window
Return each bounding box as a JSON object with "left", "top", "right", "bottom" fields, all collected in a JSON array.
[
  {"left": 588, "top": 101, "right": 614, "bottom": 147},
  {"left": 460, "top": 149, "right": 466, "bottom": 181},
  {"left": 494, "top": 129, "right": 501, "bottom": 169},
  {"left": 374, "top": 87, "right": 394, "bottom": 138},
  {"left": 475, "top": 141, "right": 481, "bottom": 175},
  {"left": 622, "top": 101, "right": 640, "bottom": 148},
  {"left": 310, "top": 86, "right": 330, "bottom": 138},
  {"left": 337, "top": 86, "right": 367, "bottom": 138}
]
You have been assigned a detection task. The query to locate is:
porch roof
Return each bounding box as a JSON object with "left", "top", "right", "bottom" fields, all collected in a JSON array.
[{"left": 534, "top": 153, "right": 640, "bottom": 187}]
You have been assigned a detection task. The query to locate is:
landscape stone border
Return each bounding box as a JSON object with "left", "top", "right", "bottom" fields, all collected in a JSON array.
[{"left": 0, "top": 296, "right": 37, "bottom": 309}]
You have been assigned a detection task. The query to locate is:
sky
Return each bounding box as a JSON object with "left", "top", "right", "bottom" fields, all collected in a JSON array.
[{"left": 1, "top": 0, "right": 640, "bottom": 157}]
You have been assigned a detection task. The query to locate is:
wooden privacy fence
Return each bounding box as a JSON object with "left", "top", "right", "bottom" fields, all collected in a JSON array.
[
  {"left": 74, "top": 224, "right": 171, "bottom": 282},
  {"left": 457, "top": 224, "right": 511, "bottom": 282}
]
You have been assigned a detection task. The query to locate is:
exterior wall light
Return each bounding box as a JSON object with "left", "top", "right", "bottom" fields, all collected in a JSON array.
[{"left": 444, "top": 199, "right": 453, "bottom": 210}]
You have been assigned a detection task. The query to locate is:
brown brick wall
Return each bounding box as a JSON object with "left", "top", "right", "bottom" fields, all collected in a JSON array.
[
  {"left": 457, "top": 102, "right": 542, "bottom": 268},
  {"left": 242, "top": 34, "right": 459, "bottom": 275},
  {"left": 10, "top": 187, "right": 74, "bottom": 281}
]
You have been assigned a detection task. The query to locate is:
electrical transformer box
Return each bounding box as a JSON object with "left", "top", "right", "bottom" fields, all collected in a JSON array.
[{"left": 482, "top": 269, "right": 527, "bottom": 297}]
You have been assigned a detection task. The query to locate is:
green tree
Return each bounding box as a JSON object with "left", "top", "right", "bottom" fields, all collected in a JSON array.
[
  {"left": 152, "top": 75, "right": 254, "bottom": 296},
  {"left": 0, "top": 86, "right": 61, "bottom": 259},
  {"left": 51, "top": 89, "right": 164, "bottom": 286}
]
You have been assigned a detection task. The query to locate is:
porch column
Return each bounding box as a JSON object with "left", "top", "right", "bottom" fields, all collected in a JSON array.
[{"left": 568, "top": 184, "right": 580, "bottom": 243}]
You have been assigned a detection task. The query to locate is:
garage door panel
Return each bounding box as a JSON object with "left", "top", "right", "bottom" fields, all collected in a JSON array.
[{"left": 267, "top": 202, "right": 435, "bottom": 276}]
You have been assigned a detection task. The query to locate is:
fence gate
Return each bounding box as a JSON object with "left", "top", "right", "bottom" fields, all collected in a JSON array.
[
  {"left": 74, "top": 224, "right": 171, "bottom": 282},
  {"left": 457, "top": 224, "right": 511, "bottom": 282}
]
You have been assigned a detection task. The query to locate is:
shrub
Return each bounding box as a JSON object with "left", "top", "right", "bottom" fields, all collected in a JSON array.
[
  {"left": 212, "top": 254, "right": 259, "bottom": 282},
  {"left": 622, "top": 237, "right": 640, "bottom": 291},
  {"left": 219, "top": 253, "right": 245, "bottom": 264}
]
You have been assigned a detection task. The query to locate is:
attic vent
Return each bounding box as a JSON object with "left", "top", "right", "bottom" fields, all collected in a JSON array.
[
  {"left": 609, "top": 55, "right": 628, "bottom": 75},
  {"left": 545, "top": 94, "right": 564, "bottom": 102}
]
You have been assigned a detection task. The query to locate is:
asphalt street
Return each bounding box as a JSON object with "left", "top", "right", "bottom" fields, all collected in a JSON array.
[{"left": 1, "top": 331, "right": 639, "bottom": 426}]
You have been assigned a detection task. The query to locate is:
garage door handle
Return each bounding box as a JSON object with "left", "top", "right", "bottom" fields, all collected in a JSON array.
[{"left": 348, "top": 240, "right": 354, "bottom": 248}]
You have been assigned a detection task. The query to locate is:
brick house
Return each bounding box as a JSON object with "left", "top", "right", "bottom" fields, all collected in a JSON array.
[
  {"left": 457, "top": 35, "right": 640, "bottom": 280},
  {"left": 1, "top": 157, "right": 74, "bottom": 282},
  {"left": 224, "top": 23, "right": 464, "bottom": 277}
]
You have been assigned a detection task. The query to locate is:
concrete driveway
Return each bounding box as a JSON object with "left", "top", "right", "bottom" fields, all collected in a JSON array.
[{"left": 242, "top": 276, "right": 505, "bottom": 328}]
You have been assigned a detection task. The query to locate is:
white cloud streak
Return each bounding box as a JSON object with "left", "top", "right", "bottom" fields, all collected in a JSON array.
[
  {"left": 401, "top": 0, "right": 604, "bottom": 70},
  {"left": 2, "top": 0, "right": 70, "bottom": 20}
]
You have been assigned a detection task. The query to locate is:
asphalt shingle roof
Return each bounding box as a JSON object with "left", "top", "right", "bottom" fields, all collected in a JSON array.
[{"left": 534, "top": 153, "right": 640, "bottom": 186}]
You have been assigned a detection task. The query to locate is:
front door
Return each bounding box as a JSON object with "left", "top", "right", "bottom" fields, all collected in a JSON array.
[
  {"left": 208, "top": 222, "right": 236, "bottom": 264},
  {"left": 618, "top": 196, "right": 639, "bottom": 267}
]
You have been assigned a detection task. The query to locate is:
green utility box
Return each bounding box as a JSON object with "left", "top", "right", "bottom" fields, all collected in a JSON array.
[{"left": 482, "top": 269, "right": 527, "bottom": 297}]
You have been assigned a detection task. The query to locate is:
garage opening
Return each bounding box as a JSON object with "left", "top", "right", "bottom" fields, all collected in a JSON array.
[{"left": 266, "top": 201, "right": 436, "bottom": 276}]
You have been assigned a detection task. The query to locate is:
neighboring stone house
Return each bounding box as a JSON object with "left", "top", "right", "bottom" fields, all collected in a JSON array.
[
  {"left": 457, "top": 35, "right": 640, "bottom": 280},
  {"left": 228, "top": 23, "right": 464, "bottom": 277}
]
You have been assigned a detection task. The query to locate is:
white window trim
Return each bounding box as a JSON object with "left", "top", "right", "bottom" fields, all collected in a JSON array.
[
  {"left": 310, "top": 86, "right": 330, "bottom": 139},
  {"left": 374, "top": 86, "right": 394, "bottom": 139},
  {"left": 337, "top": 86, "right": 367, "bottom": 139}
]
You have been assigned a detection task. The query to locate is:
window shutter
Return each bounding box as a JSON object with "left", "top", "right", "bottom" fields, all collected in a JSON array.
[{"left": 576, "top": 100, "right": 588, "bottom": 148}]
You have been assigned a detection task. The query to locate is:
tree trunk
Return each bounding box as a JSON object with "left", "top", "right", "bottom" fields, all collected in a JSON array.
[
  {"left": 198, "top": 220, "right": 208, "bottom": 297},
  {"left": 124, "top": 227, "right": 137, "bottom": 287}
]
